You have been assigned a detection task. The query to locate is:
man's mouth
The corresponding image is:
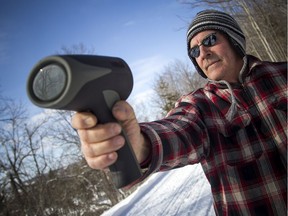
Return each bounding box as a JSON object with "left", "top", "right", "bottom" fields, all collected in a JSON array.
[{"left": 205, "top": 60, "right": 220, "bottom": 70}]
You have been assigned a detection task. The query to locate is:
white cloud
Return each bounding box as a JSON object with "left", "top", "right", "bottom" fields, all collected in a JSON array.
[
  {"left": 129, "top": 54, "right": 171, "bottom": 101},
  {"left": 29, "top": 108, "right": 55, "bottom": 123},
  {"left": 127, "top": 55, "right": 172, "bottom": 120}
]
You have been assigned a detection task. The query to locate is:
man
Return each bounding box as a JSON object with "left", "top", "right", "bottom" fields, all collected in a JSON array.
[{"left": 72, "top": 10, "right": 287, "bottom": 215}]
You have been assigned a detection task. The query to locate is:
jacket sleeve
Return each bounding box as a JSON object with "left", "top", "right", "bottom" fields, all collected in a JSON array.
[{"left": 137, "top": 92, "right": 210, "bottom": 182}]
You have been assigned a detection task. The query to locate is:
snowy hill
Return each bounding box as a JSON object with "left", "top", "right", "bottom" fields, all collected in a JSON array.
[{"left": 102, "top": 164, "right": 215, "bottom": 216}]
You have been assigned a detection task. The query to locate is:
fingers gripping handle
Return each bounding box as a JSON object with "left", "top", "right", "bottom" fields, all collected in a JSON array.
[{"left": 103, "top": 90, "right": 142, "bottom": 188}]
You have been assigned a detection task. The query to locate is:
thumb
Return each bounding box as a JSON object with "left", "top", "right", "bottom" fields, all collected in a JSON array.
[
  {"left": 112, "top": 101, "right": 135, "bottom": 122},
  {"left": 112, "top": 101, "right": 147, "bottom": 164}
]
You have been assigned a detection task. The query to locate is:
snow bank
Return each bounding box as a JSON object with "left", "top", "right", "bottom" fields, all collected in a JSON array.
[{"left": 102, "top": 164, "right": 215, "bottom": 216}]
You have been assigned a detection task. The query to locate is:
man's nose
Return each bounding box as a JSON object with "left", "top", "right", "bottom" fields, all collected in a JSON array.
[{"left": 198, "top": 45, "right": 212, "bottom": 59}]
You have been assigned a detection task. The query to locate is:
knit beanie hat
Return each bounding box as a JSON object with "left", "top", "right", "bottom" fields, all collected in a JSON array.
[{"left": 187, "top": 10, "right": 246, "bottom": 78}]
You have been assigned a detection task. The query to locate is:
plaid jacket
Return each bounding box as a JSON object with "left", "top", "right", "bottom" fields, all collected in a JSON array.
[{"left": 140, "top": 55, "right": 287, "bottom": 215}]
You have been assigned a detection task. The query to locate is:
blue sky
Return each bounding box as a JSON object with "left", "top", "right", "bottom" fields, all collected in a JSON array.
[{"left": 0, "top": 0, "right": 199, "bottom": 112}]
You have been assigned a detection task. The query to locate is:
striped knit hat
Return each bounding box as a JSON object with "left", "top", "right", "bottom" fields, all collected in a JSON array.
[{"left": 187, "top": 10, "right": 246, "bottom": 78}]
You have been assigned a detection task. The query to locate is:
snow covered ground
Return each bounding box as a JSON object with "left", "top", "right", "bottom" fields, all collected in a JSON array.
[{"left": 102, "top": 164, "right": 216, "bottom": 216}]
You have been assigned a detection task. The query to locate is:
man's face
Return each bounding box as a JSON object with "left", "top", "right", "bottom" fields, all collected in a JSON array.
[{"left": 189, "top": 30, "right": 243, "bottom": 83}]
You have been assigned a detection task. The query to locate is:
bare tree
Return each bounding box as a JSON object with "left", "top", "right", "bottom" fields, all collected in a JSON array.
[
  {"left": 0, "top": 97, "right": 129, "bottom": 216},
  {"left": 0, "top": 99, "right": 53, "bottom": 215},
  {"left": 58, "top": 42, "right": 96, "bottom": 55},
  {"left": 153, "top": 59, "right": 206, "bottom": 115}
]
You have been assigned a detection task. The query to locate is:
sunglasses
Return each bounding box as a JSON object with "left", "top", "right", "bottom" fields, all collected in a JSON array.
[{"left": 189, "top": 32, "right": 217, "bottom": 58}]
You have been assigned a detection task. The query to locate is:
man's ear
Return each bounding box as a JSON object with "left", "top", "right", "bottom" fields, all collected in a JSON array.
[{"left": 228, "top": 37, "right": 245, "bottom": 58}]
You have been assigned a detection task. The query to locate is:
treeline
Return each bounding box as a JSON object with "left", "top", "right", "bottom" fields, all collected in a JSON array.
[{"left": 0, "top": 99, "right": 139, "bottom": 215}]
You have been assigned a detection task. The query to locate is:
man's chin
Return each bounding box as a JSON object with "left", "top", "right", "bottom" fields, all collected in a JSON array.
[{"left": 206, "top": 72, "right": 223, "bottom": 81}]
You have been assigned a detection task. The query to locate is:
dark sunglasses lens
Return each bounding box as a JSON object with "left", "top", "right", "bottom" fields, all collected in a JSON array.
[
  {"left": 190, "top": 47, "right": 200, "bottom": 58},
  {"left": 189, "top": 33, "right": 217, "bottom": 58},
  {"left": 203, "top": 34, "right": 217, "bottom": 47}
]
